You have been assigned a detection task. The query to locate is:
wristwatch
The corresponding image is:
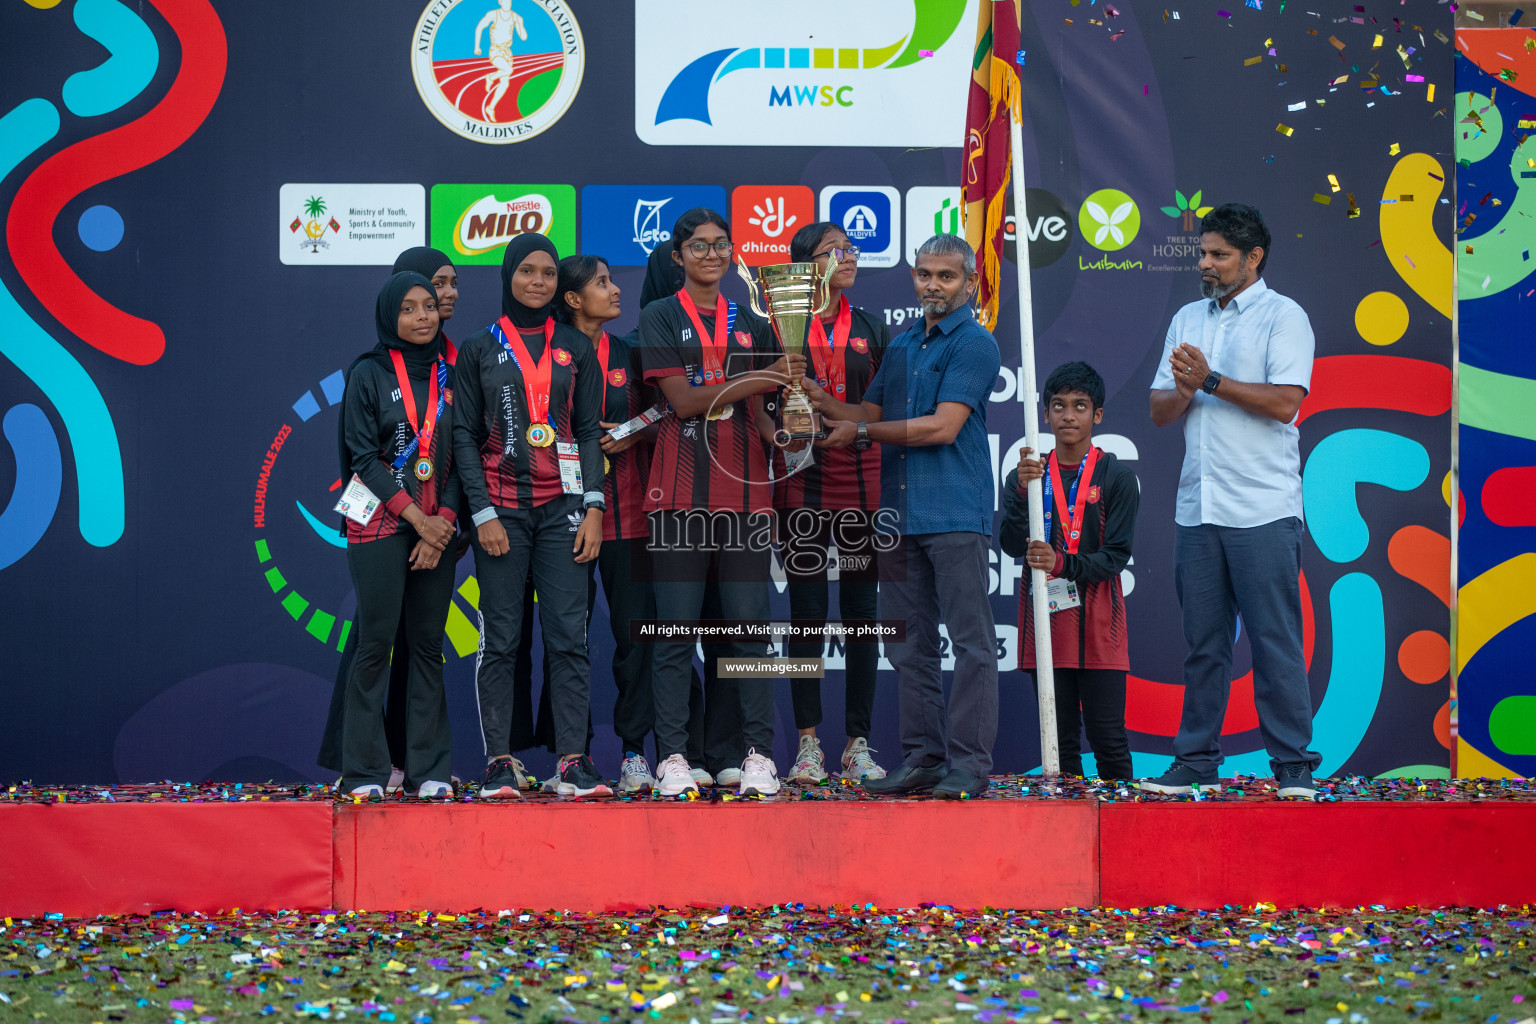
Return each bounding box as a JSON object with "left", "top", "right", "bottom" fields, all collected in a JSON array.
[
  {"left": 1200, "top": 371, "right": 1222, "bottom": 395},
  {"left": 855, "top": 421, "right": 870, "bottom": 450}
]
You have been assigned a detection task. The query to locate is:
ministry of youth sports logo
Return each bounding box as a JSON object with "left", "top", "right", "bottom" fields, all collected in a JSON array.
[{"left": 412, "top": 0, "right": 585, "bottom": 144}]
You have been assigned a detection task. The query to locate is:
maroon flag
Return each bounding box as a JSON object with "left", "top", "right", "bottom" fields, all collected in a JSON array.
[{"left": 961, "top": 0, "right": 1021, "bottom": 329}]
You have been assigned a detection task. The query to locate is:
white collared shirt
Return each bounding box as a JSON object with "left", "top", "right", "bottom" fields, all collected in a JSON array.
[{"left": 1150, "top": 277, "right": 1315, "bottom": 528}]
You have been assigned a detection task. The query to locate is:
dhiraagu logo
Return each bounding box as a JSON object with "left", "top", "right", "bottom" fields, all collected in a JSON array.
[{"left": 635, "top": 0, "right": 978, "bottom": 148}]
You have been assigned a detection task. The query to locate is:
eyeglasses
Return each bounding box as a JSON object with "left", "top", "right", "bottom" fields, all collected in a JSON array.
[
  {"left": 813, "top": 246, "right": 860, "bottom": 261},
  {"left": 683, "top": 239, "right": 734, "bottom": 258}
]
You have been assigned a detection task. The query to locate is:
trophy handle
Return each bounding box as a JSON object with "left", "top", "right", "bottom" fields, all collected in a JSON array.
[
  {"left": 813, "top": 251, "right": 841, "bottom": 316},
  {"left": 734, "top": 256, "right": 768, "bottom": 318}
]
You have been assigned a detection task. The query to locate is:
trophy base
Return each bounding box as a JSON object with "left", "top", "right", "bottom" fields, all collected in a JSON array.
[{"left": 773, "top": 428, "right": 828, "bottom": 448}]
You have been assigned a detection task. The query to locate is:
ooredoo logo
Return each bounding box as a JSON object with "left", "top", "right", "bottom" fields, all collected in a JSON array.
[
  {"left": 731, "top": 185, "right": 814, "bottom": 266},
  {"left": 411, "top": 0, "right": 585, "bottom": 145},
  {"left": 1079, "top": 188, "right": 1141, "bottom": 252}
]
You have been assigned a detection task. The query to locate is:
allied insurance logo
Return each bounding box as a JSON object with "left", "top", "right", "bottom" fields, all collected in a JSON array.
[
  {"left": 580, "top": 185, "right": 729, "bottom": 266},
  {"left": 430, "top": 183, "right": 576, "bottom": 265},
  {"left": 411, "top": 0, "right": 585, "bottom": 144},
  {"left": 635, "top": 0, "right": 979, "bottom": 147}
]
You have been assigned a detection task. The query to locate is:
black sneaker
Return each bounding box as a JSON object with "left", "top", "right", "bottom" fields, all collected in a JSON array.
[
  {"left": 556, "top": 755, "right": 613, "bottom": 798},
  {"left": 480, "top": 757, "right": 522, "bottom": 799},
  {"left": 1276, "top": 763, "right": 1316, "bottom": 800},
  {"left": 1138, "top": 761, "right": 1218, "bottom": 795}
]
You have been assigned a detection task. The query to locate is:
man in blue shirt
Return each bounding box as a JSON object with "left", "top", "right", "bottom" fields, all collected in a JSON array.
[
  {"left": 808, "top": 233, "right": 1001, "bottom": 799},
  {"left": 1142, "top": 204, "right": 1321, "bottom": 800}
]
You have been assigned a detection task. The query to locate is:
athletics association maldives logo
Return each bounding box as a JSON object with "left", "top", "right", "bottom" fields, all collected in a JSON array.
[{"left": 412, "top": 0, "right": 585, "bottom": 144}]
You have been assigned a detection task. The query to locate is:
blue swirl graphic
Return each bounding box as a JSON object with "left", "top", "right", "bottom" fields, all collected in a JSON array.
[{"left": 0, "top": 404, "right": 64, "bottom": 570}]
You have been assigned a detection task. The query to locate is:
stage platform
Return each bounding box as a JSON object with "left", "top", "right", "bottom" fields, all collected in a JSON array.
[{"left": 3, "top": 778, "right": 1534, "bottom": 918}]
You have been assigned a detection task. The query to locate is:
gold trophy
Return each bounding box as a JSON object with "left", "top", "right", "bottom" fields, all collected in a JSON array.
[{"left": 735, "top": 254, "right": 840, "bottom": 446}]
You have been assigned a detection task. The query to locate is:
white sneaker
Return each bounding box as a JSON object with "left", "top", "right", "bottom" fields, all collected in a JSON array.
[
  {"left": 386, "top": 766, "right": 406, "bottom": 794},
  {"left": 787, "top": 735, "right": 827, "bottom": 784},
  {"left": 415, "top": 780, "right": 453, "bottom": 799},
  {"left": 739, "top": 748, "right": 780, "bottom": 796},
  {"left": 715, "top": 767, "right": 743, "bottom": 787},
  {"left": 689, "top": 766, "right": 715, "bottom": 787},
  {"left": 840, "top": 737, "right": 887, "bottom": 781},
  {"left": 658, "top": 754, "right": 700, "bottom": 797},
  {"left": 618, "top": 753, "right": 656, "bottom": 794},
  {"left": 348, "top": 784, "right": 383, "bottom": 799}
]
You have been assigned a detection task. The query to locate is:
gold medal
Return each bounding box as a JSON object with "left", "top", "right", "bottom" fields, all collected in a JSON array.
[
  {"left": 526, "top": 422, "right": 555, "bottom": 447},
  {"left": 413, "top": 457, "right": 434, "bottom": 481},
  {"left": 706, "top": 404, "right": 734, "bottom": 421},
  {"left": 603, "top": 455, "right": 611, "bottom": 474}
]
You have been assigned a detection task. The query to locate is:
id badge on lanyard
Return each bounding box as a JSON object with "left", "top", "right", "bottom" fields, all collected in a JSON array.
[
  {"left": 1040, "top": 448, "right": 1100, "bottom": 613},
  {"left": 556, "top": 441, "right": 582, "bottom": 495}
]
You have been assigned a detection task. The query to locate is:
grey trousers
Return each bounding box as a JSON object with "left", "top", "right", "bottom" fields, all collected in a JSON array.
[
  {"left": 1172, "top": 517, "right": 1321, "bottom": 774},
  {"left": 879, "top": 531, "right": 999, "bottom": 776}
]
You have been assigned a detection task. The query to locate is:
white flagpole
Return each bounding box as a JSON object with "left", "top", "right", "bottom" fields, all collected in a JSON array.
[{"left": 1003, "top": 31, "right": 1060, "bottom": 777}]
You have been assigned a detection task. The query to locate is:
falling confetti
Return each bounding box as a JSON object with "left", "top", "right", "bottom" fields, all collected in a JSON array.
[{"left": 1277, "top": 122, "right": 1295, "bottom": 136}]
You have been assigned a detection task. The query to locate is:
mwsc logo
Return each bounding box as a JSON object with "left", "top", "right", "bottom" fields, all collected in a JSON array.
[
  {"left": 635, "top": 0, "right": 979, "bottom": 148},
  {"left": 411, "top": 0, "right": 585, "bottom": 145}
]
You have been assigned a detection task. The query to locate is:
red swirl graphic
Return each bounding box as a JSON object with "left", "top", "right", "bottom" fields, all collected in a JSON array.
[{"left": 6, "top": 0, "right": 226, "bottom": 367}]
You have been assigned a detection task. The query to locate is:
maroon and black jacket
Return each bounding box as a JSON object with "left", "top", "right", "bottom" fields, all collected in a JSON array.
[{"left": 1000, "top": 450, "right": 1138, "bottom": 671}]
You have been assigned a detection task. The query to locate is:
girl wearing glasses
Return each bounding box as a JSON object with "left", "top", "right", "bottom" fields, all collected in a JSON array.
[
  {"left": 638, "top": 207, "right": 804, "bottom": 797},
  {"left": 775, "top": 222, "right": 891, "bottom": 786}
]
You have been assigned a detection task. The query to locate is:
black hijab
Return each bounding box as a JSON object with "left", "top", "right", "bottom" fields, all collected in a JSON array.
[
  {"left": 499, "top": 233, "right": 560, "bottom": 328},
  {"left": 392, "top": 245, "right": 453, "bottom": 281},
  {"left": 640, "top": 244, "right": 684, "bottom": 308},
  {"left": 375, "top": 270, "right": 444, "bottom": 378}
]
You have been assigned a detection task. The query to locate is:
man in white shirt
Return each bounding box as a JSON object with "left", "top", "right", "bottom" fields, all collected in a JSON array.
[{"left": 1141, "top": 204, "right": 1321, "bottom": 800}]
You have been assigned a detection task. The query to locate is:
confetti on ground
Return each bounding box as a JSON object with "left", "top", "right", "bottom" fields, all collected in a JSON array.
[
  {"left": 0, "top": 905, "right": 1531, "bottom": 1023},
  {"left": 5, "top": 776, "right": 1536, "bottom": 806}
]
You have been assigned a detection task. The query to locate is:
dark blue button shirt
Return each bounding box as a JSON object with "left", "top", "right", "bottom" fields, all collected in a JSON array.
[{"left": 863, "top": 306, "right": 1000, "bottom": 536}]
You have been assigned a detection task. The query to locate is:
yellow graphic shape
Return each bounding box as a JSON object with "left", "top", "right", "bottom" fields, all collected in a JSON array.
[
  {"left": 444, "top": 576, "right": 483, "bottom": 658},
  {"left": 1457, "top": 552, "right": 1536, "bottom": 672},
  {"left": 1380, "top": 153, "right": 1452, "bottom": 318},
  {"left": 1457, "top": 737, "right": 1523, "bottom": 780},
  {"left": 24, "top": 0, "right": 63, "bottom": 7},
  {"left": 1354, "top": 290, "right": 1410, "bottom": 345},
  {"left": 1441, "top": 469, "right": 1454, "bottom": 509}
]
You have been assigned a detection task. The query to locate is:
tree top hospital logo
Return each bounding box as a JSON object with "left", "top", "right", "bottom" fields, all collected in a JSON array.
[
  {"left": 412, "top": 0, "right": 585, "bottom": 144},
  {"left": 634, "top": 0, "right": 979, "bottom": 147}
]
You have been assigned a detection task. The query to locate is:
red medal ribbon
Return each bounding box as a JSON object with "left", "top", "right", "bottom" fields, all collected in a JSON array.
[
  {"left": 596, "top": 331, "right": 616, "bottom": 421},
  {"left": 1048, "top": 447, "right": 1101, "bottom": 555},
  {"left": 388, "top": 348, "right": 443, "bottom": 459},
  {"left": 808, "top": 294, "right": 852, "bottom": 397},
  {"left": 676, "top": 287, "right": 729, "bottom": 384},
  {"left": 496, "top": 316, "right": 557, "bottom": 426}
]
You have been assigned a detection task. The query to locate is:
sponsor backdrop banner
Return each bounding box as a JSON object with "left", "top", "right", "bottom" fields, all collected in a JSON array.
[
  {"left": 1452, "top": 30, "right": 1536, "bottom": 781},
  {"left": 1, "top": 1, "right": 1454, "bottom": 784}
]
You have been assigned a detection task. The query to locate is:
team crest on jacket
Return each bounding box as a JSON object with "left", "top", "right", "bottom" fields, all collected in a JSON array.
[
  {"left": 1087, "top": 485, "right": 1101, "bottom": 504},
  {"left": 553, "top": 347, "right": 572, "bottom": 365},
  {"left": 850, "top": 337, "right": 868, "bottom": 353},
  {"left": 445, "top": 388, "right": 454, "bottom": 404},
  {"left": 734, "top": 331, "right": 752, "bottom": 348},
  {"left": 608, "top": 367, "right": 626, "bottom": 387}
]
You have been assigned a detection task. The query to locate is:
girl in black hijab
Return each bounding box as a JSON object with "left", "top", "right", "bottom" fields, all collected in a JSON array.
[
  {"left": 451, "top": 234, "right": 609, "bottom": 799},
  {"left": 337, "top": 271, "right": 461, "bottom": 798},
  {"left": 318, "top": 247, "right": 468, "bottom": 791}
]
